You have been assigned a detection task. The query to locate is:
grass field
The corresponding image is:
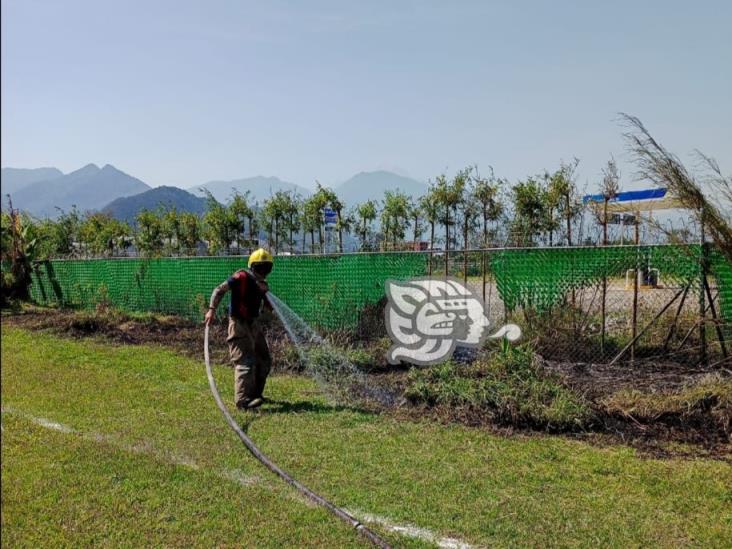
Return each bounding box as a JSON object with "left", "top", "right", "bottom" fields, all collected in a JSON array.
[{"left": 2, "top": 325, "right": 732, "bottom": 547}]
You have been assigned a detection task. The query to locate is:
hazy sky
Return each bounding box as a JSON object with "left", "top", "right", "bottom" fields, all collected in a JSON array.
[{"left": 2, "top": 0, "right": 731, "bottom": 192}]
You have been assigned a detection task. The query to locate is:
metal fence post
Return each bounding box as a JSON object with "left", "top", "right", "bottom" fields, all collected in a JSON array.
[{"left": 481, "top": 249, "right": 486, "bottom": 303}]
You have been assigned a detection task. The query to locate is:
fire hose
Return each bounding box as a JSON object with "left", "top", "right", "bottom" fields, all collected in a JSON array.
[{"left": 204, "top": 324, "right": 391, "bottom": 548}]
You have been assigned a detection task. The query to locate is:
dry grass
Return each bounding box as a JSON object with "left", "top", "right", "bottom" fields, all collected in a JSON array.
[{"left": 600, "top": 373, "right": 732, "bottom": 435}]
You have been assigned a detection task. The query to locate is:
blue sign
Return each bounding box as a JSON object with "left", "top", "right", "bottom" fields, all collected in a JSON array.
[
  {"left": 324, "top": 208, "right": 337, "bottom": 226},
  {"left": 583, "top": 188, "right": 667, "bottom": 204}
]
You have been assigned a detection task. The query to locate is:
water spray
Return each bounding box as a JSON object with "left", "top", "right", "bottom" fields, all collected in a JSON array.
[
  {"left": 204, "top": 296, "right": 392, "bottom": 548},
  {"left": 267, "top": 293, "right": 400, "bottom": 407}
]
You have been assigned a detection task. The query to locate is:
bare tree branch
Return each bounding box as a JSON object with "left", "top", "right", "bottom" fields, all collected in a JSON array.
[{"left": 620, "top": 112, "right": 732, "bottom": 262}]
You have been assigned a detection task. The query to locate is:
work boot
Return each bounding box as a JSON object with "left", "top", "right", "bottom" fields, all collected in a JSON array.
[
  {"left": 246, "top": 397, "right": 264, "bottom": 409},
  {"left": 236, "top": 398, "right": 253, "bottom": 411},
  {"left": 234, "top": 363, "right": 256, "bottom": 406}
]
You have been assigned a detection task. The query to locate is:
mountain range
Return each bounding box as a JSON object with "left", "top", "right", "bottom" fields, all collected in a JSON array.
[
  {"left": 335, "top": 171, "right": 427, "bottom": 206},
  {"left": 1, "top": 167, "right": 64, "bottom": 198},
  {"left": 6, "top": 164, "right": 150, "bottom": 218},
  {"left": 103, "top": 186, "right": 208, "bottom": 224},
  {"left": 1, "top": 164, "right": 428, "bottom": 220},
  {"left": 188, "top": 176, "right": 311, "bottom": 204}
]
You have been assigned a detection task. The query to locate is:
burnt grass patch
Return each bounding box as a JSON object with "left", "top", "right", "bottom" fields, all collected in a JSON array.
[{"left": 3, "top": 305, "right": 730, "bottom": 459}]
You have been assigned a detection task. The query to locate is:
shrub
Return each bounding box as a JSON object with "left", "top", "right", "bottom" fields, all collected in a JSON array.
[{"left": 404, "top": 345, "right": 593, "bottom": 430}]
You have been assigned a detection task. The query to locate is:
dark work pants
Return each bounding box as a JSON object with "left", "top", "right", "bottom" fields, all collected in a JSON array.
[{"left": 226, "top": 316, "right": 272, "bottom": 405}]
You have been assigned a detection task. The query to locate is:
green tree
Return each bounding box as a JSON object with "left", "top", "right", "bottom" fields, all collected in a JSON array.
[
  {"left": 451, "top": 169, "right": 470, "bottom": 245},
  {"left": 326, "top": 190, "right": 346, "bottom": 253},
  {"left": 409, "top": 200, "right": 422, "bottom": 250},
  {"left": 301, "top": 196, "right": 321, "bottom": 253},
  {"left": 433, "top": 171, "right": 466, "bottom": 255},
  {"left": 381, "top": 190, "right": 410, "bottom": 250},
  {"left": 261, "top": 191, "right": 293, "bottom": 254},
  {"left": 472, "top": 168, "right": 504, "bottom": 247},
  {"left": 311, "top": 183, "right": 332, "bottom": 252},
  {"left": 258, "top": 205, "right": 274, "bottom": 251},
  {"left": 228, "top": 191, "right": 253, "bottom": 253},
  {"left": 76, "top": 212, "right": 132, "bottom": 257},
  {"left": 598, "top": 157, "right": 621, "bottom": 243},
  {"left": 459, "top": 185, "right": 480, "bottom": 252},
  {"left": 335, "top": 208, "right": 353, "bottom": 252},
  {"left": 50, "top": 206, "right": 82, "bottom": 257},
  {"left": 543, "top": 172, "right": 562, "bottom": 246},
  {"left": 1, "top": 202, "right": 38, "bottom": 304},
  {"left": 547, "top": 159, "right": 582, "bottom": 245},
  {"left": 135, "top": 209, "right": 165, "bottom": 256},
  {"left": 282, "top": 192, "right": 301, "bottom": 252},
  {"left": 0, "top": 211, "right": 13, "bottom": 263},
  {"left": 30, "top": 217, "right": 64, "bottom": 259},
  {"left": 105, "top": 217, "right": 132, "bottom": 256},
  {"left": 354, "top": 200, "right": 378, "bottom": 251},
  {"left": 510, "top": 177, "right": 548, "bottom": 246},
  {"left": 247, "top": 202, "right": 259, "bottom": 251},
  {"left": 79, "top": 212, "right": 107, "bottom": 256},
  {"left": 161, "top": 207, "right": 182, "bottom": 255},
  {"left": 202, "top": 190, "right": 231, "bottom": 254},
  {"left": 457, "top": 174, "right": 480, "bottom": 281},
  {"left": 111, "top": 218, "right": 133, "bottom": 256},
  {"left": 178, "top": 212, "right": 201, "bottom": 253},
  {"left": 419, "top": 187, "right": 440, "bottom": 250}
]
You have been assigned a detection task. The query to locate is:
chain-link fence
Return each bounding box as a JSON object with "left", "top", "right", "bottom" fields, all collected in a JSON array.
[{"left": 28, "top": 244, "right": 731, "bottom": 366}]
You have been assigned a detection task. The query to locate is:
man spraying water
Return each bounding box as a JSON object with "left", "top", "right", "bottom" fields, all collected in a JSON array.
[{"left": 204, "top": 248, "right": 274, "bottom": 410}]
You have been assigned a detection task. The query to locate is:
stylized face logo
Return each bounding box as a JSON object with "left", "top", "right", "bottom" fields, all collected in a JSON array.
[{"left": 384, "top": 277, "right": 521, "bottom": 366}]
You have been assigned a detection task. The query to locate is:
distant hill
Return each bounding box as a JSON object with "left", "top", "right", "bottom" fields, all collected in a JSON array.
[
  {"left": 335, "top": 171, "right": 428, "bottom": 207},
  {"left": 11, "top": 164, "right": 150, "bottom": 218},
  {"left": 189, "top": 176, "right": 310, "bottom": 204},
  {"left": 4, "top": 166, "right": 430, "bottom": 217},
  {"left": 1, "top": 167, "right": 64, "bottom": 198},
  {"left": 103, "top": 186, "right": 208, "bottom": 224}
]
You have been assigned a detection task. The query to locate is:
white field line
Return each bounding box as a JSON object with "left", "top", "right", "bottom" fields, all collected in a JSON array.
[
  {"left": 348, "top": 510, "right": 475, "bottom": 549},
  {"left": 0, "top": 406, "right": 260, "bottom": 485},
  {"left": 1, "top": 407, "right": 476, "bottom": 549}
]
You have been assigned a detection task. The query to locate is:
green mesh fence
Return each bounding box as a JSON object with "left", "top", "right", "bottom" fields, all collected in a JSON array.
[
  {"left": 491, "top": 245, "right": 703, "bottom": 313},
  {"left": 268, "top": 253, "right": 428, "bottom": 329},
  {"left": 29, "top": 253, "right": 429, "bottom": 330},
  {"left": 709, "top": 249, "right": 732, "bottom": 334},
  {"left": 28, "top": 245, "right": 730, "bottom": 345}
]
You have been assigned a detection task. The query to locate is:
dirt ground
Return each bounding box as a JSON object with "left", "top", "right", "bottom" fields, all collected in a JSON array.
[
  {"left": 3, "top": 305, "right": 730, "bottom": 460},
  {"left": 541, "top": 358, "right": 731, "bottom": 398}
]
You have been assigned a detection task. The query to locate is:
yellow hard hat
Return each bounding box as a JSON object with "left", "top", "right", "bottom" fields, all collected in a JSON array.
[{"left": 248, "top": 248, "right": 273, "bottom": 268}]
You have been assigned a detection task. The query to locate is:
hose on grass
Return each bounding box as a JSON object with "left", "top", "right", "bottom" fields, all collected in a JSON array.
[{"left": 204, "top": 324, "right": 392, "bottom": 549}]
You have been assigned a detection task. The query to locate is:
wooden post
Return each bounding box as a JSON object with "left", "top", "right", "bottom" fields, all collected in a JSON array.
[
  {"left": 699, "top": 209, "right": 708, "bottom": 365},
  {"left": 703, "top": 274, "right": 728, "bottom": 358},
  {"left": 601, "top": 200, "right": 609, "bottom": 355},
  {"left": 609, "top": 286, "right": 686, "bottom": 366},
  {"left": 677, "top": 296, "right": 716, "bottom": 353},
  {"left": 631, "top": 212, "right": 640, "bottom": 363},
  {"left": 663, "top": 284, "right": 690, "bottom": 352}
]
